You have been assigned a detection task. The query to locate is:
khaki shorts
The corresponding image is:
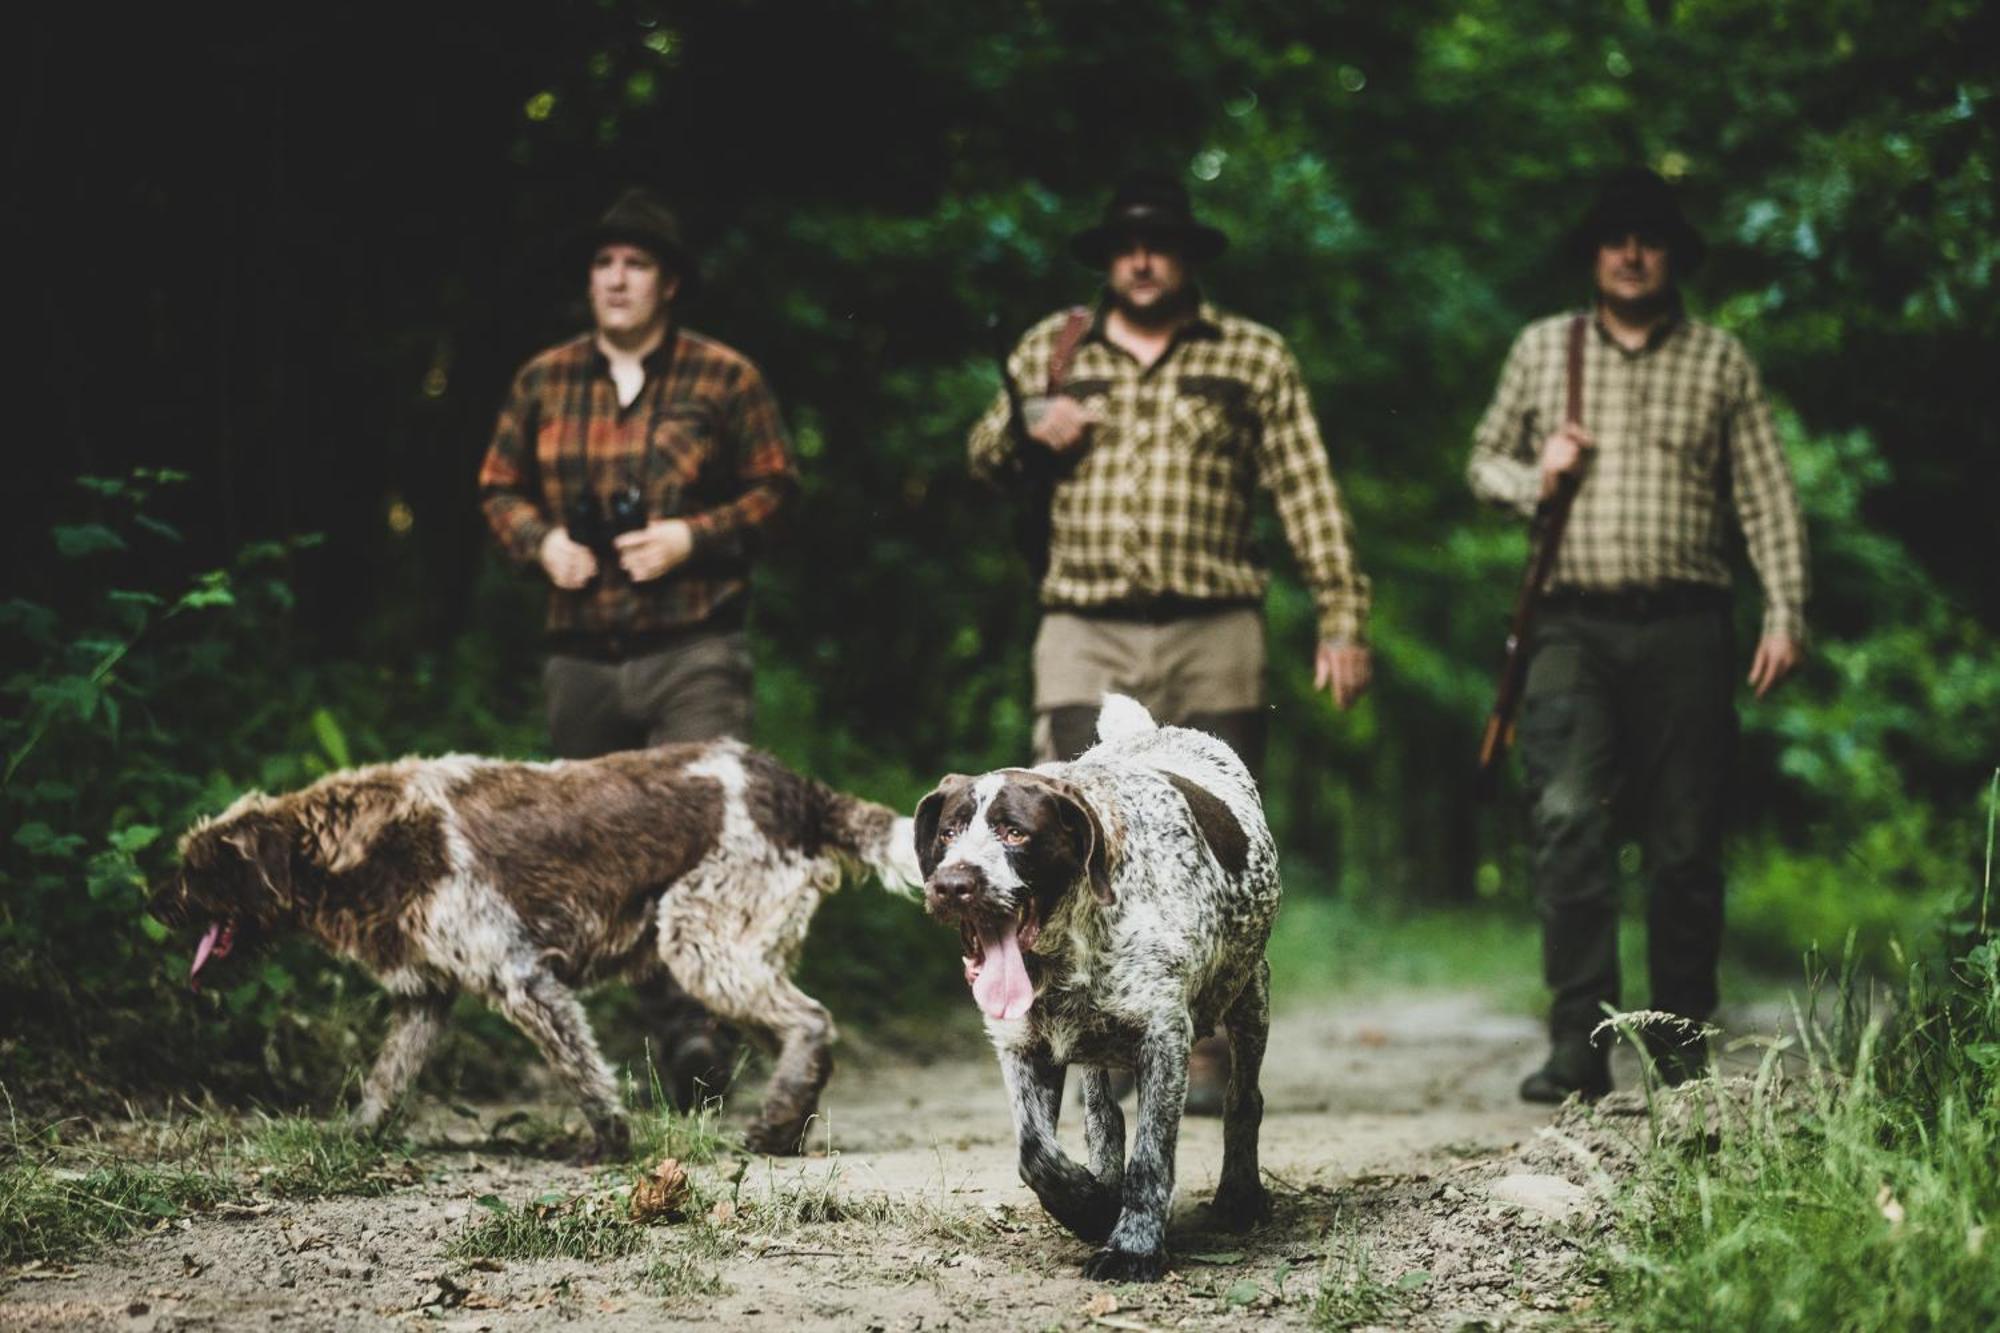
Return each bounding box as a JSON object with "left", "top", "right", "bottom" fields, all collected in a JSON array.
[{"left": 1032, "top": 606, "right": 1266, "bottom": 719}]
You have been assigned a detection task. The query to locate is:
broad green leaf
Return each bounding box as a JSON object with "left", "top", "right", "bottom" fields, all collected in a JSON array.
[{"left": 52, "top": 524, "right": 126, "bottom": 558}]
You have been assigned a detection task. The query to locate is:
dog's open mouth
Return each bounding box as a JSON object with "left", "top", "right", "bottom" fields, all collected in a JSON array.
[
  {"left": 189, "top": 918, "right": 238, "bottom": 992},
  {"left": 959, "top": 899, "right": 1040, "bottom": 1021}
]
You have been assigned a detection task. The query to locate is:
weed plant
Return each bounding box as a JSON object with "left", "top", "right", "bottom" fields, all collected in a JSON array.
[{"left": 1595, "top": 779, "right": 2000, "bottom": 1330}]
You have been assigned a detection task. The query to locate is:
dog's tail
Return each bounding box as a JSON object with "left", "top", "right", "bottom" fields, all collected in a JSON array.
[
  {"left": 1096, "top": 693, "right": 1157, "bottom": 744},
  {"left": 826, "top": 793, "right": 924, "bottom": 898}
]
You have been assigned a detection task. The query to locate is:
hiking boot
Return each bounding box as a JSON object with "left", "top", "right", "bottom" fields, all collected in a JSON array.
[
  {"left": 1519, "top": 1035, "right": 1611, "bottom": 1104},
  {"left": 1185, "top": 1034, "right": 1231, "bottom": 1117}
]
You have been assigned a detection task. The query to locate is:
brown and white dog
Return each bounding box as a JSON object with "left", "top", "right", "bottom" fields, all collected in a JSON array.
[
  {"left": 151, "top": 742, "right": 919, "bottom": 1157},
  {"left": 915, "top": 696, "right": 1281, "bottom": 1281}
]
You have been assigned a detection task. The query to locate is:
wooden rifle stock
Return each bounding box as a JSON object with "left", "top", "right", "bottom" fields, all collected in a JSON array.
[
  {"left": 1475, "top": 471, "right": 1582, "bottom": 789},
  {"left": 1474, "top": 313, "right": 1588, "bottom": 793}
]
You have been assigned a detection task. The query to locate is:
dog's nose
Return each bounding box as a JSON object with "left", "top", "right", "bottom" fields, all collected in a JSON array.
[{"left": 926, "top": 864, "right": 982, "bottom": 908}]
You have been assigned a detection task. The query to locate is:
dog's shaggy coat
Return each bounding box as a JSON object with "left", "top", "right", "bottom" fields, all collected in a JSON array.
[
  {"left": 152, "top": 743, "right": 919, "bottom": 1156},
  {"left": 916, "top": 696, "right": 1281, "bottom": 1281}
]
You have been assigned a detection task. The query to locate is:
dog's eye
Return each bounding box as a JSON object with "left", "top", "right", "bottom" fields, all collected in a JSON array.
[
  {"left": 995, "top": 824, "right": 1029, "bottom": 847},
  {"left": 938, "top": 822, "right": 963, "bottom": 843}
]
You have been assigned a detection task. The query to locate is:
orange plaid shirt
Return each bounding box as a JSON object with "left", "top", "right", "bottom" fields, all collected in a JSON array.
[{"left": 479, "top": 328, "right": 797, "bottom": 637}]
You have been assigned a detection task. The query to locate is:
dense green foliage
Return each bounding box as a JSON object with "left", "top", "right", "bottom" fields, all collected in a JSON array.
[{"left": 3, "top": 1, "right": 1994, "bottom": 1114}]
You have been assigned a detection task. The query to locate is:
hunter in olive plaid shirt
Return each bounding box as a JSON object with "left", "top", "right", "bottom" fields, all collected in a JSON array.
[
  {"left": 479, "top": 328, "right": 797, "bottom": 638},
  {"left": 968, "top": 302, "right": 1372, "bottom": 644},
  {"left": 1467, "top": 311, "right": 1810, "bottom": 641}
]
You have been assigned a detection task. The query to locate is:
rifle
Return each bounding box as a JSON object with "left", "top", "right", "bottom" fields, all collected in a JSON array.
[
  {"left": 1475, "top": 314, "right": 1588, "bottom": 793},
  {"left": 987, "top": 308, "right": 1093, "bottom": 583}
]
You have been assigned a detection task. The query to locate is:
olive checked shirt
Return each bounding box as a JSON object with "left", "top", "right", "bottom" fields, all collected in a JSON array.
[
  {"left": 968, "top": 303, "right": 1372, "bottom": 644},
  {"left": 1467, "top": 311, "right": 1810, "bottom": 641},
  {"left": 479, "top": 329, "right": 797, "bottom": 638}
]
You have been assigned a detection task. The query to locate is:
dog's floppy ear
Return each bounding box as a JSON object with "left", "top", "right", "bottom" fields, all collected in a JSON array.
[
  {"left": 913, "top": 775, "right": 972, "bottom": 880},
  {"left": 222, "top": 814, "right": 295, "bottom": 907},
  {"left": 300, "top": 781, "right": 401, "bottom": 875},
  {"left": 1045, "top": 778, "right": 1114, "bottom": 905}
]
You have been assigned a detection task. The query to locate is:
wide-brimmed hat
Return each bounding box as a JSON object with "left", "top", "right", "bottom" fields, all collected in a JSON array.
[
  {"left": 1566, "top": 167, "right": 1706, "bottom": 270},
  {"left": 1070, "top": 173, "right": 1229, "bottom": 268},
  {"left": 576, "top": 188, "right": 692, "bottom": 278}
]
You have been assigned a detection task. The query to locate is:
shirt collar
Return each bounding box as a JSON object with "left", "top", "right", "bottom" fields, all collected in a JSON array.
[
  {"left": 586, "top": 324, "right": 678, "bottom": 376},
  {"left": 1590, "top": 297, "right": 1684, "bottom": 356}
]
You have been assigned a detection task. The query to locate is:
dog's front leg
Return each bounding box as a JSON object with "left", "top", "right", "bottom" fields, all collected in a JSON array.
[
  {"left": 1083, "top": 1013, "right": 1192, "bottom": 1282},
  {"left": 1001, "top": 1047, "right": 1119, "bottom": 1242},
  {"left": 494, "top": 967, "right": 628, "bottom": 1161},
  {"left": 356, "top": 988, "right": 456, "bottom": 1133}
]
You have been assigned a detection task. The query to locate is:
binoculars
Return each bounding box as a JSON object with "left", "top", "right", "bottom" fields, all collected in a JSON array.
[{"left": 565, "top": 484, "right": 647, "bottom": 579}]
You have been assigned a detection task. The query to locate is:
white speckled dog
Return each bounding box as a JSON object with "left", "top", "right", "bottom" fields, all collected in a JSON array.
[{"left": 915, "top": 696, "right": 1281, "bottom": 1281}]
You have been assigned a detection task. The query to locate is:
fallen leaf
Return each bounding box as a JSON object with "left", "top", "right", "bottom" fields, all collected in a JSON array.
[
  {"left": 1081, "top": 1291, "right": 1120, "bottom": 1317},
  {"left": 1395, "top": 1269, "right": 1432, "bottom": 1292},
  {"left": 707, "top": 1199, "right": 737, "bottom": 1225},
  {"left": 629, "top": 1157, "right": 692, "bottom": 1223},
  {"left": 1222, "top": 1279, "right": 1260, "bottom": 1308},
  {"left": 1355, "top": 1026, "right": 1389, "bottom": 1046}
]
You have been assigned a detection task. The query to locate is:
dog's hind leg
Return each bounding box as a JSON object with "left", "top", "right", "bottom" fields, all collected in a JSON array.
[
  {"left": 1081, "top": 1067, "right": 1126, "bottom": 1191},
  {"left": 1083, "top": 1012, "right": 1193, "bottom": 1282},
  {"left": 492, "top": 967, "right": 628, "bottom": 1160},
  {"left": 1210, "top": 958, "right": 1274, "bottom": 1230},
  {"left": 356, "top": 987, "right": 456, "bottom": 1133},
  {"left": 1004, "top": 1048, "right": 1121, "bottom": 1242}
]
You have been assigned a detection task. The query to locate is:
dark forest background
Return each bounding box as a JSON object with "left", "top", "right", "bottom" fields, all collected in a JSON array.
[{"left": 4, "top": 0, "right": 1996, "bottom": 1104}]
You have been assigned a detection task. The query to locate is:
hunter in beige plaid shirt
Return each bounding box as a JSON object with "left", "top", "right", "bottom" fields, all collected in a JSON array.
[
  {"left": 967, "top": 302, "right": 1372, "bottom": 644},
  {"left": 1467, "top": 310, "right": 1810, "bottom": 640}
]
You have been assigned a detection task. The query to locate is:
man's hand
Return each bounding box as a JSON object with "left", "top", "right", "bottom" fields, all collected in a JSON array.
[
  {"left": 614, "top": 519, "right": 694, "bottom": 583},
  {"left": 1027, "top": 395, "right": 1103, "bottom": 453},
  {"left": 1313, "top": 639, "right": 1373, "bottom": 710},
  {"left": 1538, "top": 422, "right": 1595, "bottom": 499},
  {"left": 1747, "top": 631, "right": 1803, "bottom": 700},
  {"left": 539, "top": 528, "right": 599, "bottom": 590}
]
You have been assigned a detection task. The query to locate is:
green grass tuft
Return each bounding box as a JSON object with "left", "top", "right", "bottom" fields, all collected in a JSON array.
[
  {"left": 0, "top": 1149, "right": 238, "bottom": 1265},
  {"left": 1594, "top": 928, "right": 2000, "bottom": 1330},
  {"left": 242, "top": 1114, "right": 409, "bottom": 1198},
  {"left": 446, "top": 1190, "right": 642, "bottom": 1261}
]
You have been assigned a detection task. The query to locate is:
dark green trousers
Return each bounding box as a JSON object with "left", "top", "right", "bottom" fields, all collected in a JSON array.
[{"left": 1518, "top": 604, "right": 1737, "bottom": 1039}]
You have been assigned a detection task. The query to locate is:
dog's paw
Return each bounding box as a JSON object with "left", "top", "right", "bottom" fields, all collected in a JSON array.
[
  {"left": 743, "top": 1117, "right": 810, "bottom": 1157},
  {"left": 1082, "top": 1245, "right": 1167, "bottom": 1283},
  {"left": 1207, "top": 1181, "right": 1273, "bottom": 1232},
  {"left": 578, "top": 1117, "right": 632, "bottom": 1165}
]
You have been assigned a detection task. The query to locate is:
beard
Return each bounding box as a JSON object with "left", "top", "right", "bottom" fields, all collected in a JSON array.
[{"left": 1109, "top": 282, "right": 1197, "bottom": 330}]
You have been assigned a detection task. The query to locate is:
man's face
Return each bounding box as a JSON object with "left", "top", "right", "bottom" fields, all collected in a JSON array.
[
  {"left": 1106, "top": 231, "right": 1191, "bottom": 320},
  {"left": 589, "top": 243, "right": 677, "bottom": 337},
  {"left": 1593, "top": 229, "right": 1672, "bottom": 307}
]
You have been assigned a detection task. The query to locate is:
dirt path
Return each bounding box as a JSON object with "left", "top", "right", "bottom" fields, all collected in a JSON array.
[{"left": 4, "top": 994, "right": 1661, "bottom": 1331}]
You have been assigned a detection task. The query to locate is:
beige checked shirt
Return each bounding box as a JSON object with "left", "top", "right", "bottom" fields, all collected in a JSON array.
[
  {"left": 1467, "top": 311, "right": 1810, "bottom": 641},
  {"left": 968, "top": 303, "right": 1371, "bottom": 644}
]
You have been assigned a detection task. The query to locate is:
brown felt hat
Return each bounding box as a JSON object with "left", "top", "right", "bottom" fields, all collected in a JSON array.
[
  {"left": 576, "top": 188, "right": 693, "bottom": 278},
  {"left": 1070, "top": 173, "right": 1229, "bottom": 268},
  {"left": 1566, "top": 167, "right": 1706, "bottom": 271}
]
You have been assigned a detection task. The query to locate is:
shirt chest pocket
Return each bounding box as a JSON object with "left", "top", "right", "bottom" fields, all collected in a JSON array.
[
  {"left": 1645, "top": 393, "right": 1726, "bottom": 479},
  {"left": 1173, "top": 375, "right": 1252, "bottom": 458},
  {"left": 647, "top": 403, "right": 724, "bottom": 507}
]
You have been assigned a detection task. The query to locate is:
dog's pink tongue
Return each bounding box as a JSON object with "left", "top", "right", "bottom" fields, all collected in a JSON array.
[
  {"left": 189, "top": 921, "right": 225, "bottom": 991},
  {"left": 970, "top": 920, "right": 1034, "bottom": 1020}
]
